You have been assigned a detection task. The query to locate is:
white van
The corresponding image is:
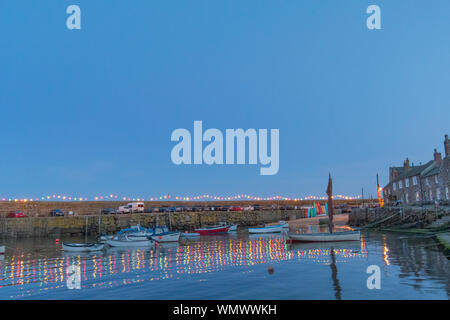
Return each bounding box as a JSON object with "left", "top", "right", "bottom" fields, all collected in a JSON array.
[{"left": 117, "top": 202, "right": 144, "bottom": 214}]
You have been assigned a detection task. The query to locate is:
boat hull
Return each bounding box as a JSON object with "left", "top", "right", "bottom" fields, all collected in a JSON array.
[
  {"left": 286, "top": 231, "right": 361, "bottom": 242},
  {"left": 106, "top": 238, "right": 154, "bottom": 247},
  {"left": 150, "top": 232, "right": 181, "bottom": 242},
  {"left": 62, "top": 243, "right": 105, "bottom": 252},
  {"left": 194, "top": 226, "right": 230, "bottom": 235},
  {"left": 0, "top": 245, "right": 4, "bottom": 254},
  {"left": 248, "top": 225, "right": 283, "bottom": 234}
]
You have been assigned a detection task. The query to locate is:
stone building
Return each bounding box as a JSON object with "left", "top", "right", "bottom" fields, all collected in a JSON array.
[{"left": 383, "top": 134, "right": 450, "bottom": 204}]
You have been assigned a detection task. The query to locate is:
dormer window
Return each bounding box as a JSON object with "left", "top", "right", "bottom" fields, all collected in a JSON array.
[
  {"left": 405, "top": 179, "right": 410, "bottom": 187},
  {"left": 399, "top": 180, "right": 403, "bottom": 189},
  {"left": 393, "top": 182, "right": 397, "bottom": 191}
]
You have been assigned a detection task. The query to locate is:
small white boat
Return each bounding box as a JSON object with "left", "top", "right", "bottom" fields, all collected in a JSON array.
[
  {"left": 285, "top": 230, "right": 361, "bottom": 243},
  {"left": 126, "top": 234, "right": 149, "bottom": 241},
  {"left": 248, "top": 224, "right": 284, "bottom": 234},
  {"left": 181, "top": 232, "right": 200, "bottom": 238},
  {"left": 150, "top": 232, "right": 181, "bottom": 242},
  {"left": 62, "top": 243, "right": 105, "bottom": 252},
  {"left": 0, "top": 245, "right": 5, "bottom": 254},
  {"left": 106, "top": 236, "right": 155, "bottom": 247},
  {"left": 278, "top": 220, "right": 289, "bottom": 228},
  {"left": 98, "top": 234, "right": 115, "bottom": 242}
]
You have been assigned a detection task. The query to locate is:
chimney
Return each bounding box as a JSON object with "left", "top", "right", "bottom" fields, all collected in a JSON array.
[
  {"left": 445, "top": 134, "right": 450, "bottom": 158},
  {"left": 434, "top": 148, "right": 442, "bottom": 166},
  {"left": 403, "top": 157, "right": 410, "bottom": 170}
]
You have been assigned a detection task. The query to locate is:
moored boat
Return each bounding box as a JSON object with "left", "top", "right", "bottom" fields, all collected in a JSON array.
[
  {"left": 149, "top": 231, "right": 181, "bottom": 242},
  {"left": 194, "top": 225, "right": 230, "bottom": 235},
  {"left": 278, "top": 220, "right": 289, "bottom": 228},
  {"left": 285, "top": 230, "right": 361, "bottom": 243},
  {"left": 62, "top": 243, "right": 105, "bottom": 252},
  {"left": 0, "top": 245, "right": 5, "bottom": 254},
  {"left": 106, "top": 236, "right": 155, "bottom": 247},
  {"left": 248, "top": 224, "right": 283, "bottom": 234},
  {"left": 218, "top": 222, "right": 238, "bottom": 232}
]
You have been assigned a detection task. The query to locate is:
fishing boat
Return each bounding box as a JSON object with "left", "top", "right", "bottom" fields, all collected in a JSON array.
[
  {"left": 285, "top": 230, "right": 360, "bottom": 243},
  {"left": 248, "top": 224, "right": 284, "bottom": 234},
  {"left": 149, "top": 231, "right": 181, "bottom": 242},
  {"left": 106, "top": 235, "right": 155, "bottom": 247},
  {"left": 62, "top": 243, "right": 105, "bottom": 252},
  {"left": 0, "top": 245, "right": 5, "bottom": 254},
  {"left": 115, "top": 225, "right": 180, "bottom": 242},
  {"left": 218, "top": 222, "right": 238, "bottom": 232},
  {"left": 194, "top": 225, "right": 230, "bottom": 235},
  {"left": 278, "top": 220, "right": 289, "bottom": 228},
  {"left": 285, "top": 173, "right": 361, "bottom": 243}
]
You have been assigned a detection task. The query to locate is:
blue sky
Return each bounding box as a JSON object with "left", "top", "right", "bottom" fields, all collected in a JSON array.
[{"left": 0, "top": 1, "right": 449, "bottom": 200}]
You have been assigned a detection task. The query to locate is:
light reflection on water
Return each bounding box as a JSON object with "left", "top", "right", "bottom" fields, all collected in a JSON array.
[{"left": 0, "top": 231, "right": 448, "bottom": 299}]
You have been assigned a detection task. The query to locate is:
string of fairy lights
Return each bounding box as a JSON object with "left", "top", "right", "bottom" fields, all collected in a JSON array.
[{"left": 0, "top": 193, "right": 363, "bottom": 202}]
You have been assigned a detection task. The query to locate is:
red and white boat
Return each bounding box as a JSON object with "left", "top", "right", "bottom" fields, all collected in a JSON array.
[{"left": 194, "top": 225, "right": 230, "bottom": 235}]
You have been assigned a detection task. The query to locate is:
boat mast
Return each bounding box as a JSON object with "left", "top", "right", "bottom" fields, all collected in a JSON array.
[{"left": 326, "top": 173, "right": 334, "bottom": 234}]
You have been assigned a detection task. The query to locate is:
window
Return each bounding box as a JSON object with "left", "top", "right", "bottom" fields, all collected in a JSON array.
[
  {"left": 405, "top": 179, "right": 410, "bottom": 187},
  {"left": 399, "top": 180, "right": 403, "bottom": 189},
  {"left": 429, "top": 190, "right": 433, "bottom": 201},
  {"left": 436, "top": 189, "right": 441, "bottom": 200},
  {"left": 393, "top": 182, "right": 397, "bottom": 191},
  {"left": 413, "top": 176, "right": 418, "bottom": 185},
  {"left": 405, "top": 193, "right": 409, "bottom": 203},
  {"left": 446, "top": 187, "right": 449, "bottom": 200},
  {"left": 426, "top": 178, "right": 430, "bottom": 186},
  {"left": 416, "top": 192, "right": 420, "bottom": 201},
  {"left": 435, "top": 176, "right": 439, "bottom": 184}
]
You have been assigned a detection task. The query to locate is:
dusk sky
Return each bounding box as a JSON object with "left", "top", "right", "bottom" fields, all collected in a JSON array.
[{"left": 1, "top": 1, "right": 449, "bottom": 200}]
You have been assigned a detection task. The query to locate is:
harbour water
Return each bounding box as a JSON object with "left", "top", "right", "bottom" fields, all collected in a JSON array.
[{"left": 0, "top": 231, "right": 449, "bottom": 300}]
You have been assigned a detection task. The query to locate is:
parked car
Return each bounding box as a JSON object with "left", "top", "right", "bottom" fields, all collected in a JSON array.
[
  {"left": 144, "top": 207, "right": 158, "bottom": 213},
  {"left": 117, "top": 205, "right": 130, "bottom": 214},
  {"left": 50, "top": 209, "right": 64, "bottom": 217},
  {"left": 158, "top": 207, "right": 169, "bottom": 213},
  {"left": 221, "top": 205, "right": 232, "bottom": 211},
  {"left": 231, "top": 206, "right": 244, "bottom": 211},
  {"left": 8, "top": 211, "right": 26, "bottom": 218},
  {"left": 101, "top": 208, "right": 116, "bottom": 215}
]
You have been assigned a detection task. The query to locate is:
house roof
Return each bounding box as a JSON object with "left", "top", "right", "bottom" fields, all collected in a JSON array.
[
  {"left": 385, "top": 160, "right": 435, "bottom": 187},
  {"left": 422, "top": 166, "right": 439, "bottom": 178}
]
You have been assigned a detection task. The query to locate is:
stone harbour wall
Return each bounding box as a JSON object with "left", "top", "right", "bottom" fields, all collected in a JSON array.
[
  {"left": 0, "top": 210, "right": 300, "bottom": 238},
  {"left": 348, "top": 206, "right": 450, "bottom": 228}
]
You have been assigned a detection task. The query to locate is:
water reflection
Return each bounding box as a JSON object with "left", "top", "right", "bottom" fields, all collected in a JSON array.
[{"left": 0, "top": 231, "right": 448, "bottom": 299}]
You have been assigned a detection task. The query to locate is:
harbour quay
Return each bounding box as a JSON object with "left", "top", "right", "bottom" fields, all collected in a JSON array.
[{"left": 0, "top": 200, "right": 361, "bottom": 238}]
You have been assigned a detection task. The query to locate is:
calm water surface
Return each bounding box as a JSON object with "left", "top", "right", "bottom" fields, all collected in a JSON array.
[{"left": 0, "top": 230, "right": 449, "bottom": 299}]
